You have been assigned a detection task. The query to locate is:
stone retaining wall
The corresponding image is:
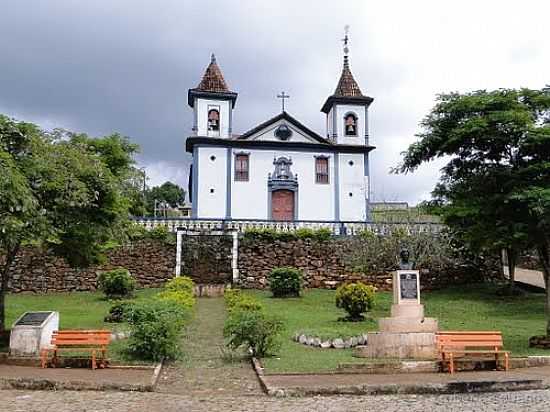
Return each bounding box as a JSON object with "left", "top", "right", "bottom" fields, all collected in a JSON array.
[
  {"left": 2, "top": 235, "right": 501, "bottom": 293},
  {"left": 5, "top": 240, "right": 175, "bottom": 293},
  {"left": 236, "top": 237, "right": 500, "bottom": 291}
]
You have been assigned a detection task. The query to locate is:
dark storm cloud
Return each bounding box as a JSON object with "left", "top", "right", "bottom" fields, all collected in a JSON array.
[{"left": 1, "top": 0, "right": 548, "bottom": 204}]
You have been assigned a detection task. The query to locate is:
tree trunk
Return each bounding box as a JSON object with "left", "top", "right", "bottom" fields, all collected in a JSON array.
[
  {"left": 0, "top": 246, "right": 18, "bottom": 333},
  {"left": 506, "top": 248, "right": 517, "bottom": 294},
  {"left": 536, "top": 242, "right": 550, "bottom": 337}
]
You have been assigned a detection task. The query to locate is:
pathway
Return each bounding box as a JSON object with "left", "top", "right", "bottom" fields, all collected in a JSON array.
[
  {"left": 504, "top": 266, "right": 546, "bottom": 290},
  {"left": 156, "top": 297, "right": 262, "bottom": 397}
]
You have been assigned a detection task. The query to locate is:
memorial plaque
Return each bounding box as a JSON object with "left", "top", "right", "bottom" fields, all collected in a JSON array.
[
  {"left": 15, "top": 312, "right": 53, "bottom": 326},
  {"left": 399, "top": 272, "right": 418, "bottom": 300}
]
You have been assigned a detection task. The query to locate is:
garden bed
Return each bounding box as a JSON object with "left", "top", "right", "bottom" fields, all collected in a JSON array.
[
  {"left": 245, "top": 285, "right": 550, "bottom": 374},
  {"left": 4, "top": 288, "right": 161, "bottom": 364}
]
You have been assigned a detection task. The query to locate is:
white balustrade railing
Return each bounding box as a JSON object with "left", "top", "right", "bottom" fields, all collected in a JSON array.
[{"left": 132, "top": 217, "right": 445, "bottom": 236}]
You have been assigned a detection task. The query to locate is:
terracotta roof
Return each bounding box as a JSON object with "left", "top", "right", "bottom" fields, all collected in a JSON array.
[
  {"left": 333, "top": 56, "right": 363, "bottom": 97},
  {"left": 195, "top": 54, "right": 230, "bottom": 92}
]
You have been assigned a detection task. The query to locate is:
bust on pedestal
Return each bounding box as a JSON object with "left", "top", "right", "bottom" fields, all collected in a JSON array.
[{"left": 356, "top": 248, "right": 439, "bottom": 359}]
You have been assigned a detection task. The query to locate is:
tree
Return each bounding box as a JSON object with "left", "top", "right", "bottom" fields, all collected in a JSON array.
[
  {"left": 145, "top": 181, "right": 186, "bottom": 215},
  {"left": 396, "top": 87, "right": 550, "bottom": 334},
  {"left": 0, "top": 115, "right": 137, "bottom": 331}
]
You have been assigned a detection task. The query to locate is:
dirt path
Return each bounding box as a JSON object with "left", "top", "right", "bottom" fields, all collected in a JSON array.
[{"left": 156, "top": 297, "right": 263, "bottom": 397}]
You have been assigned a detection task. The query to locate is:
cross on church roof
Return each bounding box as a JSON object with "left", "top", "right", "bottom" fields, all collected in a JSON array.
[{"left": 277, "top": 91, "right": 290, "bottom": 112}]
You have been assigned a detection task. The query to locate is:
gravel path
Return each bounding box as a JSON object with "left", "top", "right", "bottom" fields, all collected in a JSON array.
[
  {"left": 156, "top": 297, "right": 262, "bottom": 396},
  {"left": 2, "top": 389, "right": 550, "bottom": 411}
]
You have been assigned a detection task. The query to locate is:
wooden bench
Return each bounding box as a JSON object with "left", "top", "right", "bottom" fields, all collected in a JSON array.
[
  {"left": 41, "top": 330, "right": 111, "bottom": 370},
  {"left": 436, "top": 331, "right": 509, "bottom": 374}
]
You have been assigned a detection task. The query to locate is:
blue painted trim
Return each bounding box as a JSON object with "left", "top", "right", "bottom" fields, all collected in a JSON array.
[
  {"left": 229, "top": 104, "right": 233, "bottom": 135},
  {"left": 192, "top": 98, "right": 198, "bottom": 133},
  {"left": 364, "top": 153, "right": 370, "bottom": 222},
  {"left": 364, "top": 108, "right": 369, "bottom": 144},
  {"left": 332, "top": 106, "right": 338, "bottom": 140},
  {"left": 192, "top": 146, "right": 199, "bottom": 218},
  {"left": 226, "top": 148, "right": 232, "bottom": 218},
  {"left": 334, "top": 153, "right": 340, "bottom": 221}
]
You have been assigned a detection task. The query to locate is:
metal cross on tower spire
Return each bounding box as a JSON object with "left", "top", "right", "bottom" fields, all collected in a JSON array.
[
  {"left": 277, "top": 91, "right": 290, "bottom": 112},
  {"left": 342, "top": 24, "right": 350, "bottom": 56}
]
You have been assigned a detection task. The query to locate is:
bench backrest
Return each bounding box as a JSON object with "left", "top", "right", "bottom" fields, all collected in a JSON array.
[
  {"left": 436, "top": 331, "right": 504, "bottom": 351},
  {"left": 51, "top": 330, "right": 111, "bottom": 347}
]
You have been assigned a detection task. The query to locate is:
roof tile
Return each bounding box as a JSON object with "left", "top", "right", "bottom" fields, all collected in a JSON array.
[{"left": 195, "top": 54, "right": 230, "bottom": 92}]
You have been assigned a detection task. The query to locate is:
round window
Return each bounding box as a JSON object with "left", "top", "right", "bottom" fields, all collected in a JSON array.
[{"left": 275, "top": 124, "right": 293, "bottom": 140}]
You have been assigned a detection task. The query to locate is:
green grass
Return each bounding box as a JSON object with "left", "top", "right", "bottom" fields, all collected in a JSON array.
[
  {"left": 1, "top": 288, "right": 161, "bottom": 362},
  {"left": 246, "top": 285, "right": 550, "bottom": 374}
]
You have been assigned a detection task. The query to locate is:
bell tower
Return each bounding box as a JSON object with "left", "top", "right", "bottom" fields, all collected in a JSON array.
[
  {"left": 321, "top": 30, "right": 373, "bottom": 145},
  {"left": 188, "top": 54, "right": 238, "bottom": 138}
]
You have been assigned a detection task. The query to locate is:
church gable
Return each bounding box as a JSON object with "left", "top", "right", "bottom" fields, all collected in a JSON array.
[{"left": 237, "top": 112, "right": 331, "bottom": 145}]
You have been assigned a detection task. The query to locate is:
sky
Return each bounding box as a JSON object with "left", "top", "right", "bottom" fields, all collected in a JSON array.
[{"left": 0, "top": 0, "right": 548, "bottom": 204}]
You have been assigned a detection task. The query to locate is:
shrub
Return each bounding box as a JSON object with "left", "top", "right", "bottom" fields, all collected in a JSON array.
[
  {"left": 223, "top": 309, "right": 284, "bottom": 357},
  {"left": 148, "top": 225, "right": 176, "bottom": 244},
  {"left": 164, "top": 276, "right": 195, "bottom": 295},
  {"left": 157, "top": 290, "right": 195, "bottom": 309},
  {"left": 126, "top": 299, "right": 189, "bottom": 361},
  {"left": 335, "top": 282, "right": 376, "bottom": 321},
  {"left": 224, "top": 288, "right": 243, "bottom": 308},
  {"left": 97, "top": 268, "right": 136, "bottom": 299},
  {"left": 268, "top": 267, "right": 302, "bottom": 298},
  {"left": 104, "top": 300, "right": 134, "bottom": 323},
  {"left": 224, "top": 289, "right": 263, "bottom": 313}
]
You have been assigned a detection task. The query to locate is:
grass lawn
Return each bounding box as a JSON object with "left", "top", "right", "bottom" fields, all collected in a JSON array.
[
  {"left": 246, "top": 284, "right": 550, "bottom": 374},
  {"left": 1, "top": 288, "right": 160, "bottom": 363}
]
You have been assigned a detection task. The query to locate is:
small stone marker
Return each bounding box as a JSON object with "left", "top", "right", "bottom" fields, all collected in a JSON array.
[{"left": 10, "top": 311, "right": 59, "bottom": 357}]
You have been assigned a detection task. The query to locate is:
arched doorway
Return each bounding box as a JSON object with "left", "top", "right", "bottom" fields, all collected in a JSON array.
[{"left": 272, "top": 189, "right": 294, "bottom": 221}]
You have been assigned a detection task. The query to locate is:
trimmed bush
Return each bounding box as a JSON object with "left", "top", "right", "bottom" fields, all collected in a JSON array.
[
  {"left": 335, "top": 282, "right": 376, "bottom": 321},
  {"left": 164, "top": 276, "right": 195, "bottom": 295},
  {"left": 224, "top": 289, "right": 263, "bottom": 313},
  {"left": 126, "top": 299, "right": 189, "bottom": 361},
  {"left": 97, "top": 268, "right": 136, "bottom": 299},
  {"left": 104, "top": 300, "right": 134, "bottom": 323},
  {"left": 268, "top": 267, "right": 302, "bottom": 298},
  {"left": 156, "top": 276, "right": 195, "bottom": 309},
  {"left": 157, "top": 290, "right": 195, "bottom": 309},
  {"left": 224, "top": 288, "right": 243, "bottom": 308},
  {"left": 223, "top": 309, "right": 283, "bottom": 357}
]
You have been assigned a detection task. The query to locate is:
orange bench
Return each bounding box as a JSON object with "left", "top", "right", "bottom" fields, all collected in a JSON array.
[
  {"left": 436, "top": 331, "right": 509, "bottom": 374},
  {"left": 41, "top": 330, "right": 111, "bottom": 370}
]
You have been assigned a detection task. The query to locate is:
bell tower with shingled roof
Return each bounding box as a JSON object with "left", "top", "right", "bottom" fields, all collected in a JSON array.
[
  {"left": 321, "top": 30, "right": 373, "bottom": 146},
  {"left": 188, "top": 54, "right": 238, "bottom": 138}
]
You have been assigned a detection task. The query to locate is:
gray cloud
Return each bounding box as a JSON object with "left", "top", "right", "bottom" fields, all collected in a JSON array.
[{"left": 1, "top": 0, "right": 548, "bottom": 204}]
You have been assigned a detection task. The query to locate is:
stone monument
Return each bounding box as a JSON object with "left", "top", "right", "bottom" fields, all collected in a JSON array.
[
  {"left": 10, "top": 311, "right": 59, "bottom": 357},
  {"left": 356, "top": 248, "right": 439, "bottom": 359}
]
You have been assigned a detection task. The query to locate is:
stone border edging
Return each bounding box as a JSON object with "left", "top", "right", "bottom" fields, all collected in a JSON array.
[
  {"left": 293, "top": 332, "right": 368, "bottom": 349},
  {"left": 0, "top": 361, "right": 163, "bottom": 392},
  {"left": 263, "top": 378, "right": 547, "bottom": 397}
]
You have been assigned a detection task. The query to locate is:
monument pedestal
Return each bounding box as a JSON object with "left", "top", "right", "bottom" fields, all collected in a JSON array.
[{"left": 356, "top": 270, "right": 439, "bottom": 360}]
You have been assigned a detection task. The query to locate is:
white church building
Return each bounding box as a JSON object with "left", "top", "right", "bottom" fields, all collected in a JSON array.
[{"left": 186, "top": 45, "right": 375, "bottom": 222}]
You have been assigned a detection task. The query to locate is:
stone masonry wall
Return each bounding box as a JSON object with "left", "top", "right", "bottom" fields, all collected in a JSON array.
[
  {"left": 5, "top": 240, "right": 175, "bottom": 293},
  {"left": 237, "top": 237, "right": 501, "bottom": 291},
  {"left": 2, "top": 235, "right": 501, "bottom": 293}
]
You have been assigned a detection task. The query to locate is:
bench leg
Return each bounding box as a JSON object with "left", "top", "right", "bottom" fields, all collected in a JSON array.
[
  {"left": 449, "top": 353, "right": 454, "bottom": 374},
  {"left": 92, "top": 350, "right": 96, "bottom": 370},
  {"left": 52, "top": 350, "right": 58, "bottom": 368},
  {"left": 505, "top": 353, "right": 509, "bottom": 371},
  {"left": 495, "top": 352, "right": 499, "bottom": 371},
  {"left": 40, "top": 349, "right": 48, "bottom": 368}
]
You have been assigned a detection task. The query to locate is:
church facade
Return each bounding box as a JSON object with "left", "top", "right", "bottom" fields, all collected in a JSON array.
[{"left": 186, "top": 50, "right": 375, "bottom": 222}]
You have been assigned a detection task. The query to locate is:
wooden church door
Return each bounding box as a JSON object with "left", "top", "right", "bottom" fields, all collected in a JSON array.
[{"left": 272, "top": 190, "right": 294, "bottom": 221}]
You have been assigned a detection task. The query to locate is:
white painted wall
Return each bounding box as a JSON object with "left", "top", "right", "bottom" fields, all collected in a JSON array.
[
  {"left": 195, "top": 98, "right": 231, "bottom": 138},
  {"left": 326, "top": 104, "right": 368, "bottom": 145},
  {"left": 338, "top": 153, "right": 367, "bottom": 221},
  {"left": 230, "top": 149, "right": 336, "bottom": 220},
  {"left": 196, "top": 147, "right": 228, "bottom": 218},
  {"left": 196, "top": 145, "right": 369, "bottom": 221}
]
